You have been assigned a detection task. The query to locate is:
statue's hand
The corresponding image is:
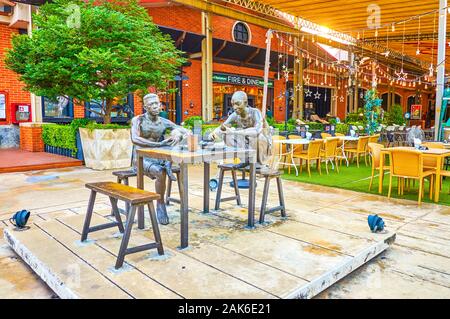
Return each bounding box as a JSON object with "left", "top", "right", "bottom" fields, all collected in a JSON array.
[
  {"left": 209, "top": 131, "right": 218, "bottom": 141},
  {"left": 161, "top": 137, "right": 176, "bottom": 146}
]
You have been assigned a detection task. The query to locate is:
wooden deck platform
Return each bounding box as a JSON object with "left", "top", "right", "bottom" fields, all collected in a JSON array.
[
  {"left": 0, "top": 149, "right": 82, "bottom": 173},
  {"left": 3, "top": 199, "right": 396, "bottom": 299}
]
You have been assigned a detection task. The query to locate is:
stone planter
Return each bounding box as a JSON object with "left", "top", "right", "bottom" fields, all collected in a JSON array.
[{"left": 79, "top": 127, "right": 132, "bottom": 170}]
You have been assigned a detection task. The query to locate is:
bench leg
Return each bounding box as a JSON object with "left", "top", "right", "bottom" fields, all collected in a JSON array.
[
  {"left": 147, "top": 202, "right": 164, "bottom": 256},
  {"left": 231, "top": 169, "right": 242, "bottom": 206},
  {"left": 259, "top": 177, "right": 271, "bottom": 224},
  {"left": 214, "top": 168, "right": 225, "bottom": 210},
  {"left": 112, "top": 177, "right": 130, "bottom": 216},
  {"left": 115, "top": 205, "right": 137, "bottom": 269},
  {"left": 109, "top": 197, "right": 125, "bottom": 234},
  {"left": 276, "top": 177, "right": 287, "bottom": 218},
  {"left": 81, "top": 190, "right": 97, "bottom": 242}
]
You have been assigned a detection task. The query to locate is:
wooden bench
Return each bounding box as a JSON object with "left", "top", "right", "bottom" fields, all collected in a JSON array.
[
  {"left": 112, "top": 167, "right": 182, "bottom": 209},
  {"left": 82, "top": 182, "right": 164, "bottom": 269}
]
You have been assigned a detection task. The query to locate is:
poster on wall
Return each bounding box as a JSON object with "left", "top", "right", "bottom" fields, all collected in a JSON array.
[
  {"left": 0, "top": 93, "right": 6, "bottom": 120},
  {"left": 411, "top": 105, "right": 422, "bottom": 120}
]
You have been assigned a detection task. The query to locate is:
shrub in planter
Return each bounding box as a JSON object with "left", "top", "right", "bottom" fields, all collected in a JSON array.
[{"left": 42, "top": 124, "right": 78, "bottom": 158}]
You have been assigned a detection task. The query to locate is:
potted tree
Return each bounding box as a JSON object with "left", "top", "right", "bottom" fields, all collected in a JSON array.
[{"left": 6, "top": 0, "right": 184, "bottom": 169}]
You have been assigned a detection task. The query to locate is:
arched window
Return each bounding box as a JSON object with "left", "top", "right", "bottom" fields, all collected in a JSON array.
[
  {"left": 394, "top": 93, "right": 402, "bottom": 107},
  {"left": 232, "top": 22, "right": 250, "bottom": 44}
]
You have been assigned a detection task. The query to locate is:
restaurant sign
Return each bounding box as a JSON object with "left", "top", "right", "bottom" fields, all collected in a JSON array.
[{"left": 213, "top": 73, "right": 274, "bottom": 88}]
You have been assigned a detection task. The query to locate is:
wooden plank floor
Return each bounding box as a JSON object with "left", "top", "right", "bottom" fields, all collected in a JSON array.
[{"left": 3, "top": 199, "right": 395, "bottom": 299}]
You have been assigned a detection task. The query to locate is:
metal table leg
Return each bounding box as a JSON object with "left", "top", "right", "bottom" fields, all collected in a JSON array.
[
  {"left": 137, "top": 153, "right": 145, "bottom": 229},
  {"left": 247, "top": 162, "right": 256, "bottom": 229},
  {"left": 179, "top": 163, "right": 189, "bottom": 249}
]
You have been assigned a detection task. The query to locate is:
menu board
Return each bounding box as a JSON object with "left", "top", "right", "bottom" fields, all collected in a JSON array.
[{"left": 0, "top": 93, "right": 6, "bottom": 120}]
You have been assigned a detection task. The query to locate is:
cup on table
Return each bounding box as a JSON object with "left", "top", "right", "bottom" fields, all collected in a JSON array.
[
  {"left": 306, "top": 132, "right": 312, "bottom": 140},
  {"left": 187, "top": 135, "right": 199, "bottom": 152}
]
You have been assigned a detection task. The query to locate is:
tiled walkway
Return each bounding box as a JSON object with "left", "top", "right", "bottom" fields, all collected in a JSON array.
[{"left": 0, "top": 149, "right": 82, "bottom": 173}]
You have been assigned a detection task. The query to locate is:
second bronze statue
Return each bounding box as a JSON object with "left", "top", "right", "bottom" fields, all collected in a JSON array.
[{"left": 130, "top": 93, "right": 191, "bottom": 225}]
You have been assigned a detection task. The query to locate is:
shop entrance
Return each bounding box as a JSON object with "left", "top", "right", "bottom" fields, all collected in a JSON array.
[{"left": 223, "top": 94, "right": 255, "bottom": 116}]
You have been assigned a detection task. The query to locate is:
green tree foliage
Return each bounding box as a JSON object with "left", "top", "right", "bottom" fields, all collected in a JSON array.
[
  {"left": 5, "top": 0, "right": 184, "bottom": 124},
  {"left": 364, "top": 89, "right": 382, "bottom": 134}
]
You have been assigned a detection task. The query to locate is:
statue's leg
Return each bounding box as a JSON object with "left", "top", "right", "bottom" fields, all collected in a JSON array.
[
  {"left": 146, "top": 163, "right": 170, "bottom": 225},
  {"left": 164, "top": 161, "right": 177, "bottom": 182}
]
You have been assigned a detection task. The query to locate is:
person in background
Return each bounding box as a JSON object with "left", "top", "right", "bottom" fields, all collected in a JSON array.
[{"left": 159, "top": 101, "right": 169, "bottom": 119}]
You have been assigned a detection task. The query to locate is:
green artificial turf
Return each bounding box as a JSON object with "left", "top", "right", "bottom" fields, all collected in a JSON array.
[{"left": 281, "top": 160, "right": 450, "bottom": 206}]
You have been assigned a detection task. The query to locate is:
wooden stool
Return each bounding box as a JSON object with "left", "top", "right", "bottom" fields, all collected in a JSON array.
[
  {"left": 258, "top": 169, "right": 286, "bottom": 223},
  {"left": 214, "top": 163, "right": 242, "bottom": 210},
  {"left": 112, "top": 170, "right": 137, "bottom": 214},
  {"left": 165, "top": 166, "right": 181, "bottom": 205},
  {"left": 82, "top": 182, "right": 164, "bottom": 269}
]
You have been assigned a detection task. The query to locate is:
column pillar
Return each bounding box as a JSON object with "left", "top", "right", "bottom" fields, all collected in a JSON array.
[
  {"left": 201, "top": 12, "right": 213, "bottom": 121},
  {"left": 293, "top": 37, "right": 304, "bottom": 119},
  {"left": 435, "top": 0, "right": 447, "bottom": 140}
]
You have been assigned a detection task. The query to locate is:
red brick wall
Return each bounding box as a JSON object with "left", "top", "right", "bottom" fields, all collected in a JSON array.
[
  {"left": 182, "top": 59, "right": 202, "bottom": 120},
  {"left": 147, "top": 6, "right": 202, "bottom": 34},
  {"left": 19, "top": 123, "right": 44, "bottom": 152},
  {"left": 0, "top": 25, "right": 31, "bottom": 125}
]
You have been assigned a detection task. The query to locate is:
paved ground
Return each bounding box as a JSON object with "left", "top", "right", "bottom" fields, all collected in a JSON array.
[{"left": 0, "top": 166, "right": 449, "bottom": 299}]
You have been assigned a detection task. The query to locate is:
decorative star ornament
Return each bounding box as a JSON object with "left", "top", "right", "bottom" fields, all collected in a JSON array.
[
  {"left": 295, "top": 58, "right": 301, "bottom": 64},
  {"left": 295, "top": 84, "right": 303, "bottom": 92},
  {"left": 305, "top": 89, "right": 312, "bottom": 97},
  {"left": 304, "top": 75, "right": 311, "bottom": 85},
  {"left": 395, "top": 69, "right": 407, "bottom": 81},
  {"left": 314, "top": 91, "right": 321, "bottom": 100},
  {"left": 332, "top": 95, "right": 338, "bottom": 101},
  {"left": 339, "top": 96, "right": 345, "bottom": 103}
]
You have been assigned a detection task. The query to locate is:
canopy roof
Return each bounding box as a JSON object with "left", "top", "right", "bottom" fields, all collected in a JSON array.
[{"left": 257, "top": 0, "right": 448, "bottom": 69}]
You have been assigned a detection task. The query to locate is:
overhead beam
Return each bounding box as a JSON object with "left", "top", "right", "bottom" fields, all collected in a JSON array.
[
  {"left": 175, "top": 31, "right": 187, "bottom": 47},
  {"left": 244, "top": 47, "right": 260, "bottom": 63},
  {"left": 213, "top": 40, "right": 227, "bottom": 57}
]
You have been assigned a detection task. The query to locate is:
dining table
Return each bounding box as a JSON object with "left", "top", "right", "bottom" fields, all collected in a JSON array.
[
  {"left": 136, "top": 146, "right": 257, "bottom": 249},
  {"left": 378, "top": 146, "right": 450, "bottom": 203}
]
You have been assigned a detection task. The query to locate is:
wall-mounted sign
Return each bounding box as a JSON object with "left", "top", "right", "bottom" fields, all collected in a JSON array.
[
  {"left": 213, "top": 73, "right": 274, "bottom": 88},
  {"left": 411, "top": 105, "right": 422, "bottom": 120},
  {"left": 0, "top": 93, "right": 6, "bottom": 120}
]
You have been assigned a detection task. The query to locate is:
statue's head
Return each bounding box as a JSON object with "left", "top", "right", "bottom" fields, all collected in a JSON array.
[
  {"left": 143, "top": 93, "right": 161, "bottom": 116},
  {"left": 231, "top": 91, "right": 248, "bottom": 116}
]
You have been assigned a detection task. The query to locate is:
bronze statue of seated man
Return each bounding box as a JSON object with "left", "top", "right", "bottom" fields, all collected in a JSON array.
[
  {"left": 131, "top": 93, "right": 191, "bottom": 225},
  {"left": 209, "top": 91, "right": 273, "bottom": 168}
]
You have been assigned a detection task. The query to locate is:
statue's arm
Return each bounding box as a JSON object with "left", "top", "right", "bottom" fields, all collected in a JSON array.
[{"left": 131, "top": 116, "right": 163, "bottom": 148}]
